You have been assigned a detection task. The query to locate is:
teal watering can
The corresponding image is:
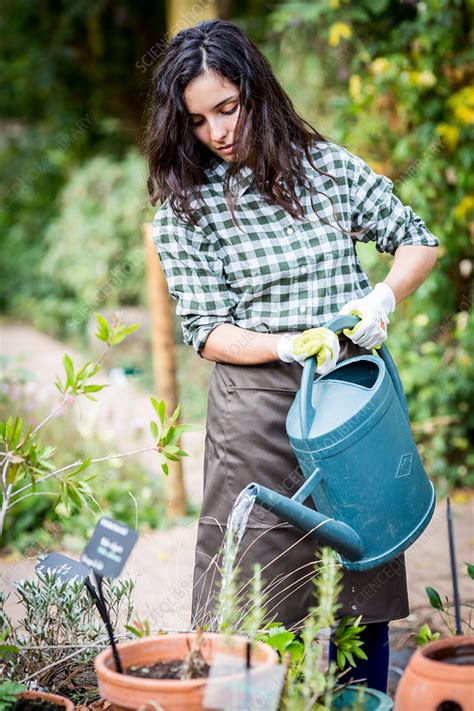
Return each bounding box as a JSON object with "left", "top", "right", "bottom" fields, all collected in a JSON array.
[{"left": 246, "top": 315, "right": 435, "bottom": 571}]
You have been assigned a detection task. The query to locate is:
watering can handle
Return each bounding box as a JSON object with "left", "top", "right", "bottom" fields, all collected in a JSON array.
[{"left": 299, "top": 315, "right": 410, "bottom": 438}]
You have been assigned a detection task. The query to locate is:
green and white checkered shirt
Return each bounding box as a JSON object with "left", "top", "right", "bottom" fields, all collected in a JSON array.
[{"left": 152, "top": 141, "right": 439, "bottom": 355}]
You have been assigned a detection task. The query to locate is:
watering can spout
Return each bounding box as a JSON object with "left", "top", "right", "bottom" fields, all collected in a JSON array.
[{"left": 246, "top": 483, "right": 364, "bottom": 562}]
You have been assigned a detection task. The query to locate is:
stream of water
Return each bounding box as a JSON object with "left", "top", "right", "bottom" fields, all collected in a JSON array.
[{"left": 217, "top": 487, "right": 257, "bottom": 628}]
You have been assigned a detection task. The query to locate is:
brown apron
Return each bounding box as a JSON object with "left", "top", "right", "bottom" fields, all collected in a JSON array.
[{"left": 191, "top": 337, "right": 409, "bottom": 631}]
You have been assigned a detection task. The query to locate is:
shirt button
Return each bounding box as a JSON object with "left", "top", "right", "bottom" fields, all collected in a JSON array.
[
  {"left": 299, "top": 306, "right": 306, "bottom": 314},
  {"left": 286, "top": 227, "right": 295, "bottom": 235},
  {"left": 301, "top": 266, "right": 307, "bottom": 274}
]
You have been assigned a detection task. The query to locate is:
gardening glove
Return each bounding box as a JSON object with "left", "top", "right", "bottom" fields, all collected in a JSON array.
[
  {"left": 277, "top": 327, "right": 340, "bottom": 375},
  {"left": 340, "top": 282, "right": 396, "bottom": 350}
]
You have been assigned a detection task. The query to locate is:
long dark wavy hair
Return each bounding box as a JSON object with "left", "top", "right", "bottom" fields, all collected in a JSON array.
[{"left": 143, "top": 19, "right": 346, "bottom": 231}]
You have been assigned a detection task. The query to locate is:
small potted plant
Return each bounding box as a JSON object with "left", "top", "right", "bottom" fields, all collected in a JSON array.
[
  {"left": 0, "top": 683, "right": 74, "bottom": 711},
  {"left": 395, "top": 561, "right": 474, "bottom": 709},
  {"left": 95, "top": 629, "right": 279, "bottom": 711}
]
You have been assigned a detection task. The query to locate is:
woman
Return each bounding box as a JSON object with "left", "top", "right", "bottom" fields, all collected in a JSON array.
[{"left": 144, "top": 19, "right": 438, "bottom": 692}]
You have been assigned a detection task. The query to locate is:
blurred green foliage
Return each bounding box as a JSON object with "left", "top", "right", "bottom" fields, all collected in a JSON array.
[
  {"left": 40, "top": 150, "right": 152, "bottom": 333},
  {"left": 0, "top": 354, "right": 166, "bottom": 552}
]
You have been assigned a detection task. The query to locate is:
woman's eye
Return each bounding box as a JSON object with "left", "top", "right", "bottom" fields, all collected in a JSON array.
[{"left": 190, "top": 105, "right": 238, "bottom": 128}]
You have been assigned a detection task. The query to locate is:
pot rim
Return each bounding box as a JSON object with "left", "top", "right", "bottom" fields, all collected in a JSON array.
[
  {"left": 18, "top": 690, "right": 75, "bottom": 710},
  {"left": 412, "top": 635, "right": 474, "bottom": 681},
  {"left": 95, "top": 632, "right": 279, "bottom": 691}
]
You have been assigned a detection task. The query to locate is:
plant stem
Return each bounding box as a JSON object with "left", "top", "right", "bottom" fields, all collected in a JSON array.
[
  {"left": 8, "top": 446, "right": 157, "bottom": 504},
  {"left": 18, "top": 634, "right": 128, "bottom": 684},
  {"left": 29, "top": 396, "right": 70, "bottom": 438},
  {"left": 0, "top": 457, "right": 12, "bottom": 539}
]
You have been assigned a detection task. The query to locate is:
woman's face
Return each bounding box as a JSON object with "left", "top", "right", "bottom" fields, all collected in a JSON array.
[{"left": 184, "top": 71, "right": 240, "bottom": 162}]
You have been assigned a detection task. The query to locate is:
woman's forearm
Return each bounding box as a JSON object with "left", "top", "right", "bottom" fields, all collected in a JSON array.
[
  {"left": 201, "top": 323, "right": 281, "bottom": 364},
  {"left": 384, "top": 245, "right": 438, "bottom": 303},
  {"left": 201, "top": 245, "right": 438, "bottom": 364}
]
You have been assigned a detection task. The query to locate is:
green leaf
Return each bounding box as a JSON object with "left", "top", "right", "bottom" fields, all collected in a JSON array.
[
  {"left": 415, "top": 623, "right": 440, "bottom": 646},
  {"left": 150, "top": 397, "right": 166, "bottom": 426},
  {"left": 162, "top": 452, "right": 180, "bottom": 462},
  {"left": 82, "top": 384, "right": 108, "bottom": 393},
  {"left": 345, "top": 650, "right": 355, "bottom": 667},
  {"left": 76, "top": 360, "right": 94, "bottom": 381},
  {"left": 0, "top": 643, "right": 20, "bottom": 655},
  {"left": 169, "top": 404, "right": 181, "bottom": 425},
  {"left": 162, "top": 426, "right": 178, "bottom": 446},
  {"left": 109, "top": 323, "right": 139, "bottom": 346},
  {"left": 0, "top": 681, "right": 27, "bottom": 702},
  {"left": 264, "top": 630, "right": 295, "bottom": 654},
  {"left": 352, "top": 645, "right": 368, "bottom": 660},
  {"left": 285, "top": 639, "right": 304, "bottom": 663},
  {"left": 426, "top": 586, "right": 443, "bottom": 610},
  {"left": 150, "top": 421, "right": 159, "bottom": 440},
  {"left": 63, "top": 354, "right": 75, "bottom": 389},
  {"left": 336, "top": 649, "right": 345, "bottom": 670},
  {"left": 161, "top": 462, "right": 169, "bottom": 476},
  {"left": 465, "top": 562, "right": 474, "bottom": 580},
  {"left": 163, "top": 445, "right": 180, "bottom": 455},
  {"left": 12, "top": 417, "right": 22, "bottom": 445},
  {"left": 94, "top": 313, "right": 110, "bottom": 342},
  {"left": 124, "top": 624, "right": 142, "bottom": 638},
  {"left": 70, "top": 485, "right": 84, "bottom": 508},
  {"left": 157, "top": 400, "right": 166, "bottom": 426},
  {"left": 121, "top": 323, "right": 139, "bottom": 337},
  {"left": 55, "top": 376, "right": 65, "bottom": 393},
  {"left": 70, "top": 458, "right": 91, "bottom": 477}
]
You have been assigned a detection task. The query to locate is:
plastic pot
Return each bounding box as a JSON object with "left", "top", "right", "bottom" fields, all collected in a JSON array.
[
  {"left": 95, "top": 632, "right": 279, "bottom": 711},
  {"left": 16, "top": 690, "right": 75, "bottom": 710},
  {"left": 333, "top": 684, "right": 393, "bottom": 709},
  {"left": 394, "top": 635, "right": 474, "bottom": 710}
]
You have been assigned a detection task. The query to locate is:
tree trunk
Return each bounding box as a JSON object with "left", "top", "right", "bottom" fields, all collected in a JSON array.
[
  {"left": 143, "top": 223, "right": 186, "bottom": 520},
  {"left": 165, "top": 0, "right": 218, "bottom": 34}
]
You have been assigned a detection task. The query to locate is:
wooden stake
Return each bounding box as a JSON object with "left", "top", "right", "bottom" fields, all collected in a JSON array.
[
  {"left": 143, "top": 223, "right": 186, "bottom": 519},
  {"left": 165, "top": 0, "right": 218, "bottom": 35}
]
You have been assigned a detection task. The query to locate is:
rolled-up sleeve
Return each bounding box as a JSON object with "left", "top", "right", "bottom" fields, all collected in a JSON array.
[
  {"left": 152, "top": 205, "right": 238, "bottom": 356},
  {"left": 348, "top": 153, "right": 439, "bottom": 255}
]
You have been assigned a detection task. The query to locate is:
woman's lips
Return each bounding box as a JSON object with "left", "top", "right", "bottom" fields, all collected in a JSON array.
[{"left": 218, "top": 144, "right": 234, "bottom": 154}]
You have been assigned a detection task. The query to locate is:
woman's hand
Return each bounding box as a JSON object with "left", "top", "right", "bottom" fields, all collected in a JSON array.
[
  {"left": 277, "top": 328, "right": 340, "bottom": 374},
  {"left": 340, "top": 282, "right": 396, "bottom": 350},
  {"left": 340, "top": 245, "right": 438, "bottom": 349}
]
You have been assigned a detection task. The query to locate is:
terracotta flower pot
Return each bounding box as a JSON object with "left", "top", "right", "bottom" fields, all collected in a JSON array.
[
  {"left": 394, "top": 635, "right": 474, "bottom": 710},
  {"left": 95, "top": 633, "right": 280, "bottom": 711},
  {"left": 17, "top": 690, "right": 75, "bottom": 710}
]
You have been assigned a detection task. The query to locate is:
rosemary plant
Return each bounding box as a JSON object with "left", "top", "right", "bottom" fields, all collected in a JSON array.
[{"left": 0, "top": 570, "right": 134, "bottom": 704}]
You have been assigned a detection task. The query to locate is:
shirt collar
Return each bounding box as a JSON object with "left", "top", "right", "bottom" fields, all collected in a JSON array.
[
  {"left": 205, "top": 141, "right": 307, "bottom": 199},
  {"left": 206, "top": 154, "right": 255, "bottom": 199}
]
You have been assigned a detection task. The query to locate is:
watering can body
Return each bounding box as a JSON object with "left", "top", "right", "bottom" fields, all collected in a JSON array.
[{"left": 247, "top": 315, "right": 435, "bottom": 571}]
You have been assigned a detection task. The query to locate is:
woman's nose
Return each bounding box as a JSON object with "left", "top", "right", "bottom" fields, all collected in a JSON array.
[{"left": 208, "top": 118, "right": 227, "bottom": 143}]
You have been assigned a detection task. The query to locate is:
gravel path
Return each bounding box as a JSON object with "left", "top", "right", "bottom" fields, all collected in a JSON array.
[{"left": 1, "top": 322, "right": 473, "bottom": 638}]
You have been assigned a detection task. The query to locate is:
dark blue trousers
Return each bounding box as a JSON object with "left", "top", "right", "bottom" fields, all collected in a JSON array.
[{"left": 329, "top": 621, "right": 390, "bottom": 693}]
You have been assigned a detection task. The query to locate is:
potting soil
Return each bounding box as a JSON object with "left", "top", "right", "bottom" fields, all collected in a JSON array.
[
  {"left": 125, "top": 659, "right": 210, "bottom": 680},
  {"left": 12, "top": 702, "right": 64, "bottom": 711}
]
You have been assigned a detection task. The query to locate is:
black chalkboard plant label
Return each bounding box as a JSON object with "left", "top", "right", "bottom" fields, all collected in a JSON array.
[
  {"left": 34, "top": 517, "right": 138, "bottom": 675},
  {"left": 79, "top": 516, "right": 138, "bottom": 674},
  {"left": 80, "top": 516, "right": 138, "bottom": 579},
  {"left": 35, "top": 552, "right": 90, "bottom": 582}
]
